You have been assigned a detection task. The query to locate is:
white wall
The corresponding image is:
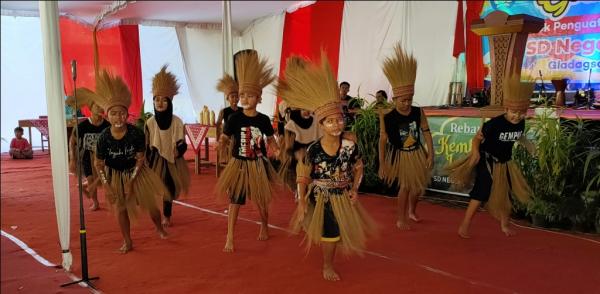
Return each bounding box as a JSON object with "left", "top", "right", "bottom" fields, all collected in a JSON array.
[
  {"left": 338, "top": 1, "right": 458, "bottom": 106},
  {"left": 1, "top": 16, "right": 49, "bottom": 152},
  {"left": 139, "top": 25, "right": 196, "bottom": 123},
  {"left": 239, "top": 12, "right": 285, "bottom": 118}
]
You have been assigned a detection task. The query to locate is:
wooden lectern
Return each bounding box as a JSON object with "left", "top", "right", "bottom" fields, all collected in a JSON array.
[{"left": 471, "top": 11, "right": 544, "bottom": 117}]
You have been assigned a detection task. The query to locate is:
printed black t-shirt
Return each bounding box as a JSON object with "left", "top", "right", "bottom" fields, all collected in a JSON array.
[
  {"left": 384, "top": 106, "right": 422, "bottom": 151},
  {"left": 96, "top": 124, "right": 145, "bottom": 171},
  {"left": 74, "top": 118, "right": 111, "bottom": 162},
  {"left": 480, "top": 114, "right": 525, "bottom": 162},
  {"left": 223, "top": 111, "right": 274, "bottom": 160}
]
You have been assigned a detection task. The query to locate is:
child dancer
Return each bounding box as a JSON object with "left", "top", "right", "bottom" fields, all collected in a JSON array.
[
  {"left": 145, "top": 65, "right": 190, "bottom": 228},
  {"left": 277, "top": 57, "right": 322, "bottom": 194},
  {"left": 379, "top": 44, "right": 434, "bottom": 229},
  {"left": 216, "top": 50, "right": 280, "bottom": 253},
  {"left": 448, "top": 72, "right": 535, "bottom": 238},
  {"left": 66, "top": 96, "right": 110, "bottom": 211},
  {"left": 282, "top": 52, "right": 376, "bottom": 281},
  {"left": 215, "top": 74, "right": 240, "bottom": 163},
  {"left": 90, "top": 70, "right": 168, "bottom": 253}
]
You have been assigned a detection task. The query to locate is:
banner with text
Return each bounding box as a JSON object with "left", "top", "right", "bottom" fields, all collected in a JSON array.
[
  {"left": 481, "top": 1, "right": 600, "bottom": 90},
  {"left": 428, "top": 116, "right": 482, "bottom": 196}
]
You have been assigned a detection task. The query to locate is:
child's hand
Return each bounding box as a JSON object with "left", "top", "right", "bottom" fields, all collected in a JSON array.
[
  {"left": 426, "top": 154, "right": 434, "bottom": 169},
  {"left": 349, "top": 189, "right": 359, "bottom": 202},
  {"left": 469, "top": 152, "right": 481, "bottom": 167},
  {"left": 124, "top": 182, "right": 134, "bottom": 199}
]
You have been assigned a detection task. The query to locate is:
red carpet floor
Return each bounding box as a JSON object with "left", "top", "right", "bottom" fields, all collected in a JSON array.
[{"left": 1, "top": 151, "right": 599, "bottom": 293}]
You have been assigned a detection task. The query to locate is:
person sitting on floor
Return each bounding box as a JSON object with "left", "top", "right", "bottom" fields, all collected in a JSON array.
[{"left": 9, "top": 127, "right": 33, "bottom": 159}]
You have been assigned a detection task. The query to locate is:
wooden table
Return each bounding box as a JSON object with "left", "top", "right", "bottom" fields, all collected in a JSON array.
[{"left": 18, "top": 117, "right": 83, "bottom": 151}]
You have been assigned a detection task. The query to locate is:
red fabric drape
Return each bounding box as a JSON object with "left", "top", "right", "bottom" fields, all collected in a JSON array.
[
  {"left": 465, "top": 0, "right": 485, "bottom": 91},
  {"left": 452, "top": 0, "right": 465, "bottom": 57},
  {"left": 60, "top": 18, "right": 142, "bottom": 119},
  {"left": 277, "top": 1, "right": 345, "bottom": 110}
]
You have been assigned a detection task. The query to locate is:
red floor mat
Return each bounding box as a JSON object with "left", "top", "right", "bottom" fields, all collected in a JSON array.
[{"left": 1, "top": 152, "right": 599, "bottom": 293}]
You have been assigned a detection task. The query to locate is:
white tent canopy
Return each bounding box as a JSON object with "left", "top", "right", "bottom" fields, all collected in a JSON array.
[{"left": 1, "top": 1, "right": 306, "bottom": 31}]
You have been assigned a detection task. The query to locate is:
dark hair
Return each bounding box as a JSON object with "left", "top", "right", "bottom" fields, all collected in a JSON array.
[
  {"left": 376, "top": 90, "right": 388, "bottom": 99},
  {"left": 340, "top": 81, "right": 350, "bottom": 87},
  {"left": 14, "top": 126, "right": 24, "bottom": 133}
]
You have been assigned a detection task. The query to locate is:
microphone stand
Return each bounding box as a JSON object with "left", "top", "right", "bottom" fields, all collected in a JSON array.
[{"left": 61, "top": 60, "right": 99, "bottom": 289}]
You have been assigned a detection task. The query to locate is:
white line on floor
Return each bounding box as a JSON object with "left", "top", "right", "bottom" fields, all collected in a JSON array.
[
  {"left": 173, "top": 200, "right": 518, "bottom": 294},
  {"left": 1, "top": 230, "right": 102, "bottom": 294}
]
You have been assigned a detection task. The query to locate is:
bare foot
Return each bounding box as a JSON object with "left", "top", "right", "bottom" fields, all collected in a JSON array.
[
  {"left": 458, "top": 224, "right": 471, "bottom": 239},
  {"left": 396, "top": 220, "right": 411, "bottom": 230},
  {"left": 322, "top": 265, "right": 341, "bottom": 281},
  {"left": 162, "top": 217, "right": 171, "bottom": 229},
  {"left": 223, "top": 237, "right": 234, "bottom": 253},
  {"left": 501, "top": 226, "right": 516, "bottom": 237},
  {"left": 257, "top": 225, "right": 269, "bottom": 241},
  {"left": 409, "top": 213, "right": 421, "bottom": 223},
  {"left": 157, "top": 228, "right": 168, "bottom": 239},
  {"left": 118, "top": 242, "right": 133, "bottom": 254}
]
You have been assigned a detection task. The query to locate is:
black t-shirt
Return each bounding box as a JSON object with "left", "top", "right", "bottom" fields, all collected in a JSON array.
[
  {"left": 480, "top": 114, "right": 525, "bottom": 162},
  {"left": 223, "top": 111, "right": 274, "bottom": 160},
  {"left": 74, "top": 119, "right": 111, "bottom": 162},
  {"left": 96, "top": 124, "right": 145, "bottom": 171},
  {"left": 384, "top": 106, "right": 422, "bottom": 151},
  {"left": 305, "top": 138, "right": 361, "bottom": 183},
  {"left": 222, "top": 106, "right": 241, "bottom": 128}
]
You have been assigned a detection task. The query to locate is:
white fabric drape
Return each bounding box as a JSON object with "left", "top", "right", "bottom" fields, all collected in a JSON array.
[
  {"left": 239, "top": 12, "right": 285, "bottom": 118},
  {"left": 38, "top": 1, "right": 72, "bottom": 271},
  {"left": 222, "top": 1, "right": 234, "bottom": 76},
  {"left": 176, "top": 25, "right": 241, "bottom": 119},
  {"left": 338, "top": 1, "right": 458, "bottom": 106}
]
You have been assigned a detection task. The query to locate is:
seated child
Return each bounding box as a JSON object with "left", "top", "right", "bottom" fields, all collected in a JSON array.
[{"left": 9, "top": 127, "right": 33, "bottom": 159}]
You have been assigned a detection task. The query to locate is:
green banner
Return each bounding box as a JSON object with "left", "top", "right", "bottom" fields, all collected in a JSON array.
[{"left": 427, "top": 116, "right": 482, "bottom": 195}]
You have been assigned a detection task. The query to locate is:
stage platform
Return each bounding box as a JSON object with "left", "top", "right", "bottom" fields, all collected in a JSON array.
[{"left": 423, "top": 106, "right": 599, "bottom": 120}]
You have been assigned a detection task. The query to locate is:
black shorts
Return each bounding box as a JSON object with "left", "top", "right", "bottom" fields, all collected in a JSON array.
[
  {"left": 309, "top": 192, "right": 340, "bottom": 241},
  {"left": 469, "top": 153, "right": 514, "bottom": 202},
  {"left": 230, "top": 194, "right": 247, "bottom": 205},
  {"left": 82, "top": 157, "right": 94, "bottom": 178}
]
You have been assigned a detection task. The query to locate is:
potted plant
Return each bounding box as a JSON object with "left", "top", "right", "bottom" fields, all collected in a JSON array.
[
  {"left": 135, "top": 100, "right": 154, "bottom": 131},
  {"left": 350, "top": 92, "right": 393, "bottom": 194}
]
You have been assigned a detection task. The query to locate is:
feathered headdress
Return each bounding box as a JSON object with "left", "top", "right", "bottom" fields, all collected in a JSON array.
[
  {"left": 152, "top": 65, "right": 179, "bottom": 99},
  {"left": 277, "top": 51, "right": 341, "bottom": 121},
  {"left": 382, "top": 43, "right": 417, "bottom": 99},
  {"left": 235, "top": 50, "right": 275, "bottom": 97},
  {"left": 216, "top": 74, "right": 239, "bottom": 96},
  {"left": 65, "top": 26, "right": 132, "bottom": 113}
]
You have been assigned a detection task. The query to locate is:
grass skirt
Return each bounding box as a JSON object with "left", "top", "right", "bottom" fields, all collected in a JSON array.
[
  {"left": 216, "top": 157, "right": 280, "bottom": 210},
  {"left": 105, "top": 165, "right": 167, "bottom": 221},
  {"left": 147, "top": 155, "right": 190, "bottom": 201},
  {"left": 290, "top": 185, "right": 377, "bottom": 256},
  {"left": 446, "top": 153, "right": 531, "bottom": 220},
  {"left": 379, "top": 144, "right": 431, "bottom": 196}
]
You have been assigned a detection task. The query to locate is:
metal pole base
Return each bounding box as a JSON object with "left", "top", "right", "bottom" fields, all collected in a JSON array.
[{"left": 61, "top": 276, "right": 99, "bottom": 289}]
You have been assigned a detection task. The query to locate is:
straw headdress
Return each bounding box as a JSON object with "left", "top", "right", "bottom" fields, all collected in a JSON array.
[
  {"left": 235, "top": 50, "right": 275, "bottom": 97},
  {"left": 65, "top": 26, "right": 132, "bottom": 113},
  {"left": 277, "top": 51, "right": 341, "bottom": 121},
  {"left": 502, "top": 69, "right": 534, "bottom": 111},
  {"left": 216, "top": 74, "right": 239, "bottom": 97},
  {"left": 152, "top": 65, "right": 179, "bottom": 99},
  {"left": 382, "top": 43, "right": 417, "bottom": 99}
]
